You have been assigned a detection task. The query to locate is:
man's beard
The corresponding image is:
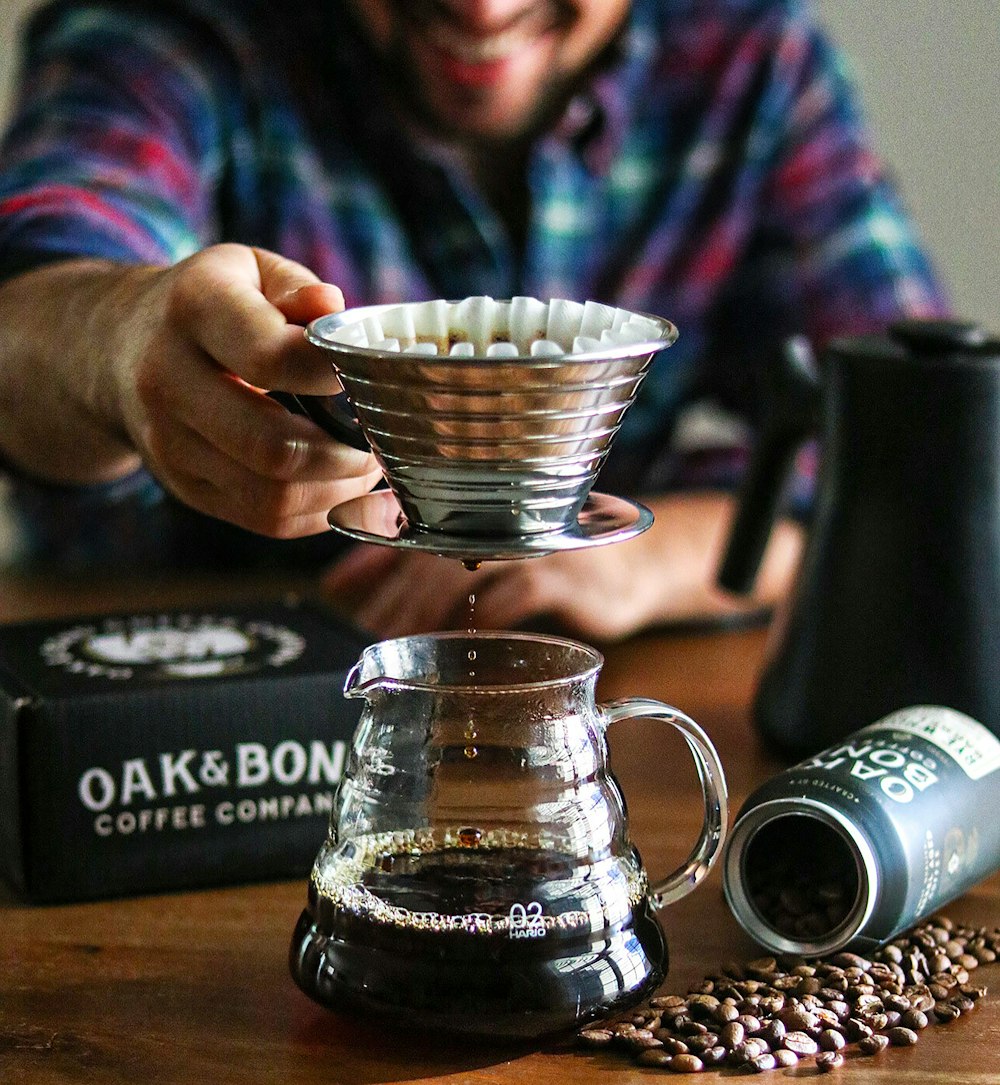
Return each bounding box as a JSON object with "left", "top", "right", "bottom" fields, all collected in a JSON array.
[{"left": 379, "top": 36, "right": 575, "bottom": 148}]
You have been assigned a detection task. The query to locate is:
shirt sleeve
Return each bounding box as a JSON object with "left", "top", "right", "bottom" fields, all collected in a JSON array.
[
  {"left": 675, "top": 1, "right": 950, "bottom": 514},
  {"left": 756, "top": 2, "right": 949, "bottom": 343},
  {"left": 0, "top": 1, "right": 230, "bottom": 276},
  {"left": 0, "top": 2, "right": 235, "bottom": 566}
]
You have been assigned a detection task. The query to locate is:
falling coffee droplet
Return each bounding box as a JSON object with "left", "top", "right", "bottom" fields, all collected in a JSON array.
[
  {"left": 464, "top": 718, "right": 478, "bottom": 760},
  {"left": 463, "top": 559, "right": 481, "bottom": 571}
]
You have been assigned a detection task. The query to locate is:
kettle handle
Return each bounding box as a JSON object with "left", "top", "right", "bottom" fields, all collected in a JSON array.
[
  {"left": 717, "top": 336, "right": 820, "bottom": 594},
  {"left": 602, "top": 699, "right": 728, "bottom": 908}
]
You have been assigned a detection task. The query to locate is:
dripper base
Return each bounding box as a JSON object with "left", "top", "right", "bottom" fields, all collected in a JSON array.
[{"left": 326, "top": 490, "right": 653, "bottom": 560}]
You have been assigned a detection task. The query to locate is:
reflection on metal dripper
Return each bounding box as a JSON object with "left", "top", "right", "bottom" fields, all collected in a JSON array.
[{"left": 302, "top": 296, "right": 677, "bottom": 559}]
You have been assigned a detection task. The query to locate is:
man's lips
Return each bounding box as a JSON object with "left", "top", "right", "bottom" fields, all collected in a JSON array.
[{"left": 414, "top": 9, "right": 556, "bottom": 85}]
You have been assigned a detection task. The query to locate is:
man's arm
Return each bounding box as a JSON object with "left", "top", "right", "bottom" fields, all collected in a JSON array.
[
  {"left": 0, "top": 259, "right": 147, "bottom": 485},
  {"left": 0, "top": 247, "right": 382, "bottom": 537}
]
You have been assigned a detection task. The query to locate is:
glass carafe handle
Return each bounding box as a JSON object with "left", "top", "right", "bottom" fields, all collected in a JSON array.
[{"left": 603, "top": 699, "right": 728, "bottom": 909}]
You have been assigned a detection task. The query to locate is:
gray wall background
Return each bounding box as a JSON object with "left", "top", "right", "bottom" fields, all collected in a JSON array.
[{"left": 1, "top": 0, "right": 997, "bottom": 324}]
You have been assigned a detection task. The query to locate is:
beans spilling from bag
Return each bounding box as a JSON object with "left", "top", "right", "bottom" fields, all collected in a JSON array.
[{"left": 576, "top": 915, "right": 998, "bottom": 1073}]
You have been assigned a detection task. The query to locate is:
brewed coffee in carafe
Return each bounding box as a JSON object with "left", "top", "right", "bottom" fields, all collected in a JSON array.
[{"left": 291, "top": 827, "right": 665, "bottom": 1038}]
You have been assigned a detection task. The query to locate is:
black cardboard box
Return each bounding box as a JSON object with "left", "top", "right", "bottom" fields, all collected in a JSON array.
[{"left": 0, "top": 599, "right": 370, "bottom": 903}]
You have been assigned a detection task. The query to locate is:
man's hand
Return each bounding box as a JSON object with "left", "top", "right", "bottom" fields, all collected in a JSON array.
[
  {"left": 0, "top": 245, "right": 382, "bottom": 537},
  {"left": 322, "top": 493, "right": 804, "bottom": 641}
]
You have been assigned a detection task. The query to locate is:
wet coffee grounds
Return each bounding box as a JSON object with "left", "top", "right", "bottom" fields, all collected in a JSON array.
[{"left": 576, "top": 913, "right": 998, "bottom": 1073}]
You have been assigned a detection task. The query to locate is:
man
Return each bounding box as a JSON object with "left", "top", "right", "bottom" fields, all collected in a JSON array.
[{"left": 0, "top": 0, "right": 947, "bottom": 638}]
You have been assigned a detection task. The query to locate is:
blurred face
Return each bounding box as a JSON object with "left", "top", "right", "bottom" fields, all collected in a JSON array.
[{"left": 347, "top": 0, "right": 631, "bottom": 142}]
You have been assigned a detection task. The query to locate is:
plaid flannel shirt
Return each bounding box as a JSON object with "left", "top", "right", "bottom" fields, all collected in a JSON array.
[{"left": 0, "top": 0, "right": 948, "bottom": 568}]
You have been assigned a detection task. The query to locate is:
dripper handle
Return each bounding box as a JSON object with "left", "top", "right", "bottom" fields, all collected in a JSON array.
[
  {"left": 268, "top": 390, "right": 372, "bottom": 451},
  {"left": 603, "top": 699, "right": 728, "bottom": 908}
]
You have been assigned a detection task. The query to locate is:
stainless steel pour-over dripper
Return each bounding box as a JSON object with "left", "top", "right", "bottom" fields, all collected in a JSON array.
[{"left": 295, "top": 297, "right": 678, "bottom": 559}]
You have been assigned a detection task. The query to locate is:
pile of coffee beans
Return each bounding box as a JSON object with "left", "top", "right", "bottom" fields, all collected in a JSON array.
[{"left": 576, "top": 914, "right": 998, "bottom": 1073}]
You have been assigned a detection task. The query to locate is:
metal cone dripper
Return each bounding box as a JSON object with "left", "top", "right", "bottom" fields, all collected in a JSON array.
[{"left": 303, "top": 296, "right": 678, "bottom": 560}]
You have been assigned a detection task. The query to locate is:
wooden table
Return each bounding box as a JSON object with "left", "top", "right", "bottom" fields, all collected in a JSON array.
[{"left": 1, "top": 571, "right": 998, "bottom": 1084}]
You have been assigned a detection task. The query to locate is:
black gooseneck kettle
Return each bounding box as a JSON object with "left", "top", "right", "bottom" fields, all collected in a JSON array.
[{"left": 719, "top": 318, "right": 1000, "bottom": 756}]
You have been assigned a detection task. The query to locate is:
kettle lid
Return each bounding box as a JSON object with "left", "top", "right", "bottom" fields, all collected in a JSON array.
[{"left": 830, "top": 318, "right": 1000, "bottom": 369}]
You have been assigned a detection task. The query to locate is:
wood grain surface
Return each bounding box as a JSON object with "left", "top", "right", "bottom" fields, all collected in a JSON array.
[{"left": 1, "top": 571, "right": 998, "bottom": 1084}]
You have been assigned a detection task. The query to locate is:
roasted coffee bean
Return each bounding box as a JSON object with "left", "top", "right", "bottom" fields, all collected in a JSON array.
[
  {"left": 670, "top": 1053, "right": 705, "bottom": 1073},
  {"left": 832, "top": 952, "right": 871, "bottom": 970},
  {"left": 933, "top": 1001, "right": 961, "bottom": 1023},
  {"left": 843, "top": 1018, "right": 873, "bottom": 1042},
  {"left": 740, "top": 1053, "right": 777, "bottom": 1073},
  {"left": 712, "top": 1002, "right": 740, "bottom": 1025},
  {"left": 756, "top": 1019, "right": 786, "bottom": 1046},
  {"left": 577, "top": 1028, "right": 614, "bottom": 1047},
  {"left": 779, "top": 1006, "right": 816, "bottom": 1031},
  {"left": 853, "top": 993, "right": 884, "bottom": 1014},
  {"left": 619, "top": 1026, "right": 656, "bottom": 1049},
  {"left": 824, "top": 999, "right": 851, "bottom": 1021},
  {"left": 899, "top": 1008, "right": 929, "bottom": 1030},
  {"left": 677, "top": 1019, "right": 709, "bottom": 1036},
  {"left": 719, "top": 1021, "right": 745, "bottom": 1049},
  {"left": 650, "top": 995, "right": 688, "bottom": 1011},
  {"left": 748, "top": 1037, "right": 772, "bottom": 1056},
  {"left": 859, "top": 1033, "right": 891, "bottom": 1056},
  {"left": 653, "top": 1035, "right": 690, "bottom": 1055},
  {"left": 687, "top": 994, "right": 720, "bottom": 1018},
  {"left": 636, "top": 1048, "right": 673, "bottom": 1067},
  {"left": 782, "top": 1031, "right": 819, "bottom": 1056},
  {"left": 812, "top": 1007, "right": 842, "bottom": 1029},
  {"left": 773, "top": 1049, "right": 799, "bottom": 1068},
  {"left": 906, "top": 987, "right": 935, "bottom": 1012},
  {"left": 818, "top": 1028, "right": 846, "bottom": 1051},
  {"left": 816, "top": 1050, "right": 845, "bottom": 1072},
  {"left": 701, "top": 1045, "right": 728, "bottom": 1067},
  {"left": 887, "top": 1026, "right": 920, "bottom": 1046},
  {"left": 736, "top": 1014, "right": 762, "bottom": 1035}
]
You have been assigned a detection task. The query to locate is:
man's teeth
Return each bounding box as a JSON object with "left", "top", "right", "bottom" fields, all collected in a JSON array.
[{"left": 425, "top": 21, "right": 543, "bottom": 62}]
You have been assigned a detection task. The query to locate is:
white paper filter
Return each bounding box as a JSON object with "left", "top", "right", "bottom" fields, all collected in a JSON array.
[{"left": 326, "top": 296, "right": 665, "bottom": 357}]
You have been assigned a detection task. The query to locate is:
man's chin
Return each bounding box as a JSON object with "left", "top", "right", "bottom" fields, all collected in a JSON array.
[{"left": 408, "top": 79, "right": 571, "bottom": 147}]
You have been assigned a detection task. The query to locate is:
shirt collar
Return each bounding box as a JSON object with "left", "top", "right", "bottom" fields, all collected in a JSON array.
[{"left": 546, "top": 0, "right": 661, "bottom": 176}]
